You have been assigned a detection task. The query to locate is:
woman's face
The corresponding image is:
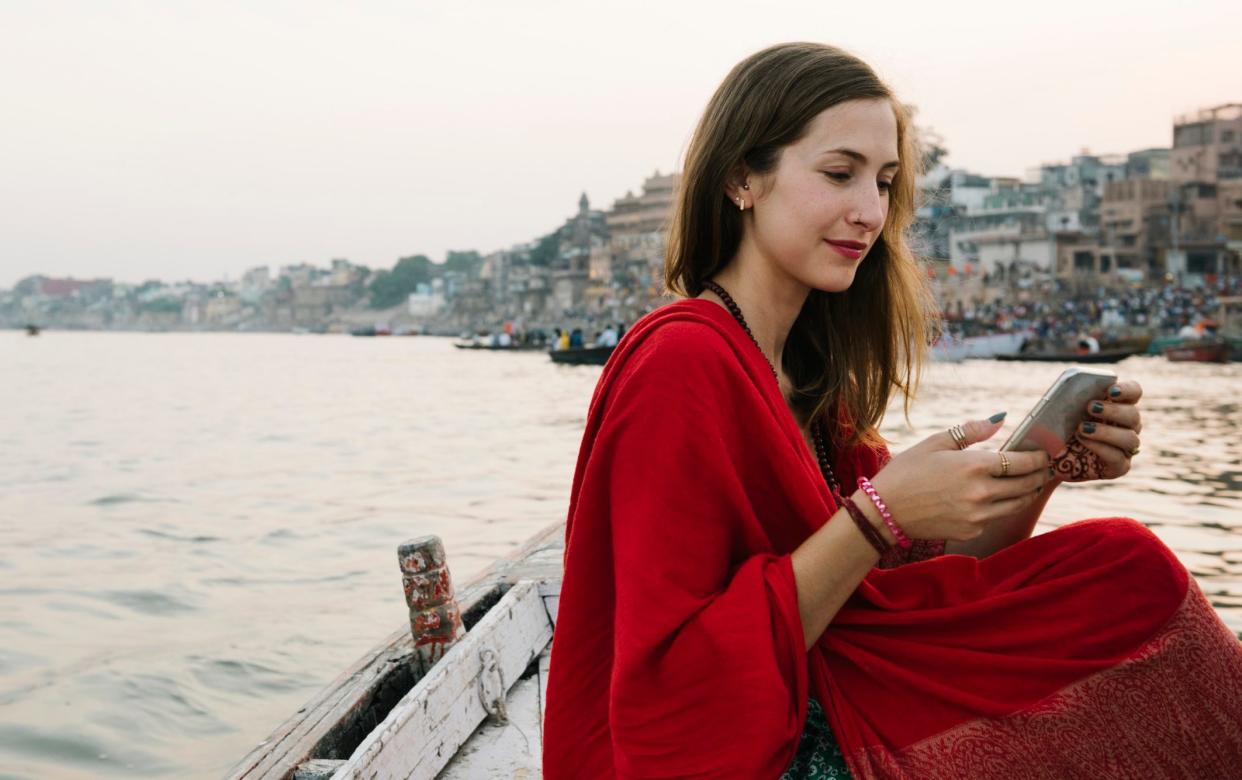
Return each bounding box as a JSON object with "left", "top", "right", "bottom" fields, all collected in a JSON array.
[{"left": 743, "top": 98, "right": 899, "bottom": 293}]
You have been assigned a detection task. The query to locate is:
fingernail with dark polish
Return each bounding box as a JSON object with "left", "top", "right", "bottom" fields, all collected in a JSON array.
[
  {"left": 1109, "top": 386, "right": 1121, "bottom": 398},
  {"left": 988, "top": 411, "right": 1007, "bottom": 423},
  {"left": 1083, "top": 422, "right": 1097, "bottom": 433},
  {"left": 1091, "top": 401, "right": 1104, "bottom": 414}
]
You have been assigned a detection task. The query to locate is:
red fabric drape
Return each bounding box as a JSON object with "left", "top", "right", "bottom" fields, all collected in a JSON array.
[{"left": 542, "top": 298, "right": 1242, "bottom": 779}]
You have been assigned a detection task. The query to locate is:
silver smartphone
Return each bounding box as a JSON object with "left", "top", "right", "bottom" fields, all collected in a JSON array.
[{"left": 999, "top": 367, "right": 1118, "bottom": 456}]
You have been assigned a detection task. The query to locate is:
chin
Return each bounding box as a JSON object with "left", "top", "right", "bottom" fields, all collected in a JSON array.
[{"left": 808, "top": 268, "right": 858, "bottom": 294}]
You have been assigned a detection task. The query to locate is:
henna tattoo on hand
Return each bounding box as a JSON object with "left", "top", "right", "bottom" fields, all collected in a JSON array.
[{"left": 1051, "top": 434, "right": 1106, "bottom": 482}]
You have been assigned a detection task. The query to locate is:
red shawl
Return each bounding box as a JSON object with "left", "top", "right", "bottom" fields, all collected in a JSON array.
[{"left": 542, "top": 299, "right": 1242, "bottom": 779}]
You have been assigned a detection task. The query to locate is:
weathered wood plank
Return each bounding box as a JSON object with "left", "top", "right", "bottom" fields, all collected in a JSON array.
[
  {"left": 438, "top": 664, "right": 544, "bottom": 778},
  {"left": 225, "top": 522, "right": 565, "bottom": 780},
  {"left": 334, "top": 580, "right": 554, "bottom": 780},
  {"left": 537, "top": 644, "right": 552, "bottom": 743},
  {"left": 291, "top": 759, "right": 344, "bottom": 780}
]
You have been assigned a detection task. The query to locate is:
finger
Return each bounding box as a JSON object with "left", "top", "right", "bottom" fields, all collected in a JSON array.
[
  {"left": 1086, "top": 399, "right": 1142, "bottom": 434},
  {"left": 989, "top": 469, "right": 1047, "bottom": 501},
  {"left": 985, "top": 448, "right": 1049, "bottom": 477},
  {"left": 1076, "top": 436, "right": 1131, "bottom": 477},
  {"left": 936, "top": 413, "right": 1007, "bottom": 451},
  {"left": 1079, "top": 420, "right": 1140, "bottom": 454},
  {"left": 1105, "top": 380, "right": 1143, "bottom": 404},
  {"left": 983, "top": 491, "right": 1040, "bottom": 522}
]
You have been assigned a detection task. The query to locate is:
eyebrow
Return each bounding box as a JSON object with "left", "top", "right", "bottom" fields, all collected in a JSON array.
[{"left": 822, "top": 148, "right": 900, "bottom": 171}]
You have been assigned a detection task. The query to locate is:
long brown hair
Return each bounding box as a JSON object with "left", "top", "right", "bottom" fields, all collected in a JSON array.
[{"left": 664, "top": 42, "right": 938, "bottom": 449}]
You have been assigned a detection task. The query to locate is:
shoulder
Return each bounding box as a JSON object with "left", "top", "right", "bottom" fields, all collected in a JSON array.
[
  {"left": 589, "top": 309, "right": 755, "bottom": 443},
  {"left": 616, "top": 308, "right": 742, "bottom": 391}
]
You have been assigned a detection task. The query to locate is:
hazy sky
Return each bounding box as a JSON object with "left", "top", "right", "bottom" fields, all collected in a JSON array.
[{"left": 2, "top": 0, "right": 1237, "bottom": 287}]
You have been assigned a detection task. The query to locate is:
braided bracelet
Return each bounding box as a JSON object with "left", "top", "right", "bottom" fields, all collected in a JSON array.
[
  {"left": 857, "top": 477, "right": 911, "bottom": 549},
  {"left": 840, "top": 495, "right": 890, "bottom": 556}
]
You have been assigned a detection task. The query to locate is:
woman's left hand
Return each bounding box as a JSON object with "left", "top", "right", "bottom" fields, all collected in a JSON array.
[{"left": 1051, "top": 380, "right": 1143, "bottom": 482}]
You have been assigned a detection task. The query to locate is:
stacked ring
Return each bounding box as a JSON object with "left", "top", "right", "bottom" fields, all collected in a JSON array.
[
  {"left": 948, "top": 425, "right": 968, "bottom": 450},
  {"left": 999, "top": 452, "right": 1011, "bottom": 477}
]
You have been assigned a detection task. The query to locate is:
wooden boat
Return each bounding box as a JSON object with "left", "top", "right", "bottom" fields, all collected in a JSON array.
[
  {"left": 961, "top": 330, "right": 1029, "bottom": 359},
  {"left": 549, "top": 345, "right": 615, "bottom": 366},
  {"left": 453, "top": 341, "right": 545, "bottom": 352},
  {"left": 1163, "top": 339, "right": 1230, "bottom": 363},
  {"left": 350, "top": 325, "right": 392, "bottom": 337},
  {"left": 930, "top": 338, "right": 968, "bottom": 363},
  {"left": 226, "top": 524, "right": 564, "bottom": 779},
  {"left": 995, "top": 348, "right": 1140, "bottom": 364}
]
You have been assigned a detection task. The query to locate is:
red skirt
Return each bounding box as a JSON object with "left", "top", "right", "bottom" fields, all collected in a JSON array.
[{"left": 817, "top": 516, "right": 1242, "bottom": 779}]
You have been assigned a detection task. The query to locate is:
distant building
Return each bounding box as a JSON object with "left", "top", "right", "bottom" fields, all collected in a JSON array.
[
  {"left": 1125, "top": 148, "right": 1170, "bottom": 180},
  {"left": 240, "top": 266, "right": 270, "bottom": 304},
  {"left": 280, "top": 263, "right": 316, "bottom": 289},
  {"left": 1171, "top": 104, "right": 1242, "bottom": 184},
  {"left": 550, "top": 193, "right": 608, "bottom": 316},
  {"left": 606, "top": 171, "right": 679, "bottom": 295},
  {"left": 408, "top": 282, "right": 446, "bottom": 318},
  {"left": 1167, "top": 104, "right": 1242, "bottom": 280},
  {"left": 22, "top": 276, "right": 113, "bottom": 300},
  {"left": 948, "top": 181, "right": 1056, "bottom": 279}
]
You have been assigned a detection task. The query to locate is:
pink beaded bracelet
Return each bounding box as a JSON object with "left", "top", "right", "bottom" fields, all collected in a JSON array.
[{"left": 857, "top": 476, "right": 911, "bottom": 549}]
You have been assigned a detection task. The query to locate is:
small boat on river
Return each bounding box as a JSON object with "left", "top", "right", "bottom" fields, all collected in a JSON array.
[
  {"left": 1163, "top": 339, "right": 1230, "bottom": 363},
  {"left": 931, "top": 330, "right": 1029, "bottom": 363},
  {"left": 453, "top": 341, "right": 544, "bottom": 352},
  {"left": 930, "top": 336, "right": 968, "bottom": 363},
  {"left": 961, "top": 330, "right": 1029, "bottom": 359},
  {"left": 350, "top": 325, "right": 392, "bottom": 337},
  {"left": 995, "top": 348, "right": 1140, "bottom": 364},
  {"left": 549, "top": 345, "right": 615, "bottom": 366}
]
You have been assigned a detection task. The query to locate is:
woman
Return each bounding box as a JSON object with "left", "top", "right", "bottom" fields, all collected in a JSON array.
[{"left": 542, "top": 43, "right": 1242, "bottom": 779}]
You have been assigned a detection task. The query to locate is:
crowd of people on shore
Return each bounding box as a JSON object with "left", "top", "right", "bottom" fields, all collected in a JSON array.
[
  {"left": 944, "top": 276, "right": 1242, "bottom": 346},
  {"left": 473, "top": 276, "right": 1242, "bottom": 353}
]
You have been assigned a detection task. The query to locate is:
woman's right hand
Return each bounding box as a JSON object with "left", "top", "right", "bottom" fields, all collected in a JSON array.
[{"left": 867, "top": 416, "right": 1052, "bottom": 543}]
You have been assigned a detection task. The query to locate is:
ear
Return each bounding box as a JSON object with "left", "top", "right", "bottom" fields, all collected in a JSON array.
[{"left": 724, "top": 166, "right": 752, "bottom": 207}]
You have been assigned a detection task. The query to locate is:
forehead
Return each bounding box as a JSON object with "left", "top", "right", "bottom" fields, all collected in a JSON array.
[{"left": 794, "top": 99, "right": 898, "bottom": 162}]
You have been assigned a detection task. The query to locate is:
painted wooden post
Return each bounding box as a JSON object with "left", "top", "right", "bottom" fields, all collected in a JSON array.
[{"left": 398, "top": 535, "right": 466, "bottom": 677}]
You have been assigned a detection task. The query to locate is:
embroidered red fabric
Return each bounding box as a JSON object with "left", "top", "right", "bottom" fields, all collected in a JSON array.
[{"left": 541, "top": 298, "right": 1242, "bottom": 779}]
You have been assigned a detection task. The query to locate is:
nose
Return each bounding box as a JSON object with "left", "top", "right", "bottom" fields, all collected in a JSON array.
[{"left": 850, "top": 187, "right": 886, "bottom": 232}]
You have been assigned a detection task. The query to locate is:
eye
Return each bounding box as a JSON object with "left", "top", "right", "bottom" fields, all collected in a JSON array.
[
  {"left": 822, "top": 171, "right": 850, "bottom": 183},
  {"left": 878, "top": 180, "right": 893, "bottom": 194}
]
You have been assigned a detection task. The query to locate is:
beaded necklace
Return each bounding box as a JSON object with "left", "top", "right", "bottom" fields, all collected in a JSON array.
[{"left": 700, "top": 279, "right": 843, "bottom": 501}]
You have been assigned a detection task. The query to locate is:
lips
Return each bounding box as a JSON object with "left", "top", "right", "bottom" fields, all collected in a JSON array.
[{"left": 825, "top": 239, "right": 866, "bottom": 260}]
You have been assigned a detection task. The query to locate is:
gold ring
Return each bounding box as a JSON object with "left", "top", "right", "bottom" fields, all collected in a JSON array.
[
  {"left": 948, "top": 424, "right": 968, "bottom": 450},
  {"left": 999, "top": 452, "right": 1011, "bottom": 477},
  {"left": 1129, "top": 446, "right": 1141, "bottom": 457}
]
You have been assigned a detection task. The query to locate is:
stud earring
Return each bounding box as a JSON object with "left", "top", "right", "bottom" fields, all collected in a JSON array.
[{"left": 737, "top": 197, "right": 745, "bottom": 211}]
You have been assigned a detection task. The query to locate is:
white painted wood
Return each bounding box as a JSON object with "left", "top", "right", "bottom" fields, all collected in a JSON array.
[
  {"left": 333, "top": 580, "right": 553, "bottom": 780},
  {"left": 437, "top": 666, "right": 544, "bottom": 778},
  {"left": 537, "top": 579, "right": 560, "bottom": 628},
  {"left": 536, "top": 644, "right": 552, "bottom": 737},
  {"left": 292, "top": 759, "right": 345, "bottom": 780},
  {"left": 541, "top": 596, "right": 559, "bottom": 628}
]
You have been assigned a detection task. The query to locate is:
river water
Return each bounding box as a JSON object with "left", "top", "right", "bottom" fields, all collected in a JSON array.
[{"left": 1, "top": 331, "right": 1239, "bottom": 779}]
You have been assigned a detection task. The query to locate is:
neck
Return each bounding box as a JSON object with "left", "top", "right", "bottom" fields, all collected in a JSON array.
[{"left": 706, "top": 238, "right": 810, "bottom": 375}]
